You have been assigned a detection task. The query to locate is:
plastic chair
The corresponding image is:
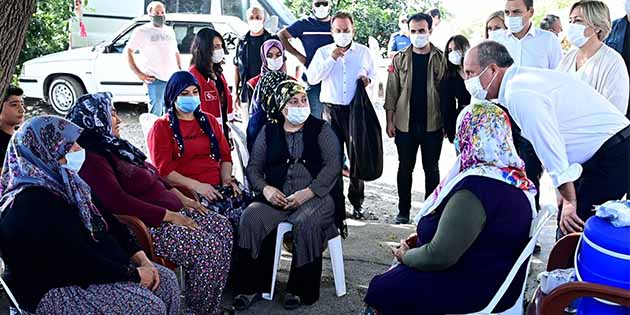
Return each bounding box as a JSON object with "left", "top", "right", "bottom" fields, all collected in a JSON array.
[
  {"left": 0, "top": 258, "right": 24, "bottom": 315},
  {"left": 458, "top": 204, "right": 556, "bottom": 315},
  {"left": 227, "top": 121, "right": 249, "bottom": 191},
  {"left": 262, "top": 222, "right": 347, "bottom": 301},
  {"left": 139, "top": 113, "right": 159, "bottom": 163}
]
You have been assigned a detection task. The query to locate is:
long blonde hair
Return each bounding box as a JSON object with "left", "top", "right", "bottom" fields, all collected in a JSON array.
[{"left": 570, "top": 0, "right": 612, "bottom": 41}]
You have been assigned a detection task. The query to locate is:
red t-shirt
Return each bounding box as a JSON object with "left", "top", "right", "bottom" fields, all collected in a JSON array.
[
  {"left": 189, "top": 65, "right": 234, "bottom": 122},
  {"left": 148, "top": 115, "right": 232, "bottom": 186}
]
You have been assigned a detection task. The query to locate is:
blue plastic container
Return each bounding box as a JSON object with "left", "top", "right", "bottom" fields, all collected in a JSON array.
[{"left": 576, "top": 216, "right": 630, "bottom": 315}]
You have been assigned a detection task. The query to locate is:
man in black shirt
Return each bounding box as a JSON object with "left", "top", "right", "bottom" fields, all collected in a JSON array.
[
  {"left": 0, "top": 86, "right": 26, "bottom": 164},
  {"left": 384, "top": 13, "right": 446, "bottom": 224}
]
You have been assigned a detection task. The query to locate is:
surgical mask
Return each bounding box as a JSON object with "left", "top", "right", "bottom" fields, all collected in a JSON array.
[
  {"left": 212, "top": 49, "right": 225, "bottom": 64},
  {"left": 567, "top": 23, "right": 591, "bottom": 48},
  {"left": 151, "top": 15, "right": 165, "bottom": 27},
  {"left": 506, "top": 15, "right": 525, "bottom": 33},
  {"left": 464, "top": 66, "right": 498, "bottom": 100},
  {"left": 248, "top": 20, "right": 264, "bottom": 33},
  {"left": 176, "top": 95, "right": 201, "bottom": 113},
  {"left": 314, "top": 5, "right": 330, "bottom": 19},
  {"left": 333, "top": 33, "right": 353, "bottom": 47},
  {"left": 410, "top": 34, "right": 429, "bottom": 48},
  {"left": 266, "top": 57, "right": 284, "bottom": 71},
  {"left": 286, "top": 107, "right": 311, "bottom": 125},
  {"left": 488, "top": 29, "right": 502, "bottom": 40},
  {"left": 448, "top": 50, "right": 463, "bottom": 65},
  {"left": 61, "top": 149, "right": 86, "bottom": 172}
]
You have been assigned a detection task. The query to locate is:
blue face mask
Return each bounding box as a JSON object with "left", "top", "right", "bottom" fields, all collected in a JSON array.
[
  {"left": 61, "top": 149, "right": 86, "bottom": 172},
  {"left": 176, "top": 95, "right": 201, "bottom": 113}
]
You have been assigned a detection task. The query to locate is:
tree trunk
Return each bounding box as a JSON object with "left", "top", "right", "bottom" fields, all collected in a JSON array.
[{"left": 0, "top": 0, "right": 37, "bottom": 98}]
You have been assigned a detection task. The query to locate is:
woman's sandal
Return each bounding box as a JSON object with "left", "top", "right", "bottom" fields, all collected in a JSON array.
[
  {"left": 283, "top": 293, "right": 302, "bottom": 310},
  {"left": 232, "top": 293, "right": 260, "bottom": 311}
]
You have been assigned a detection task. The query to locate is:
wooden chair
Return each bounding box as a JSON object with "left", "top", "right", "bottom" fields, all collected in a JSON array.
[{"left": 525, "top": 233, "right": 630, "bottom": 315}]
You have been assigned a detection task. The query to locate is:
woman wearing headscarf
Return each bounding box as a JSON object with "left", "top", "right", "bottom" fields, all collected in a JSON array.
[
  {"left": 363, "top": 103, "right": 536, "bottom": 315},
  {"left": 246, "top": 39, "right": 291, "bottom": 95},
  {"left": 0, "top": 116, "right": 179, "bottom": 315},
  {"left": 189, "top": 28, "right": 233, "bottom": 141},
  {"left": 148, "top": 71, "right": 249, "bottom": 230},
  {"left": 233, "top": 80, "right": 341, "bottom": 311},
  {"left": 68, "top": 92, "right": 233, "bottom": 315}
]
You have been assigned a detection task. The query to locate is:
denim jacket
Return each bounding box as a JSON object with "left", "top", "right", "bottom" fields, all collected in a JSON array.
[{"left": 605, "top": 16, "right": 628, "bottom": 54}]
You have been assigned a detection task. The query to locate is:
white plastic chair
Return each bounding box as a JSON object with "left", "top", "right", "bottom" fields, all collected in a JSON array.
[
  {"left": 139, "top": 113, "right": 159, "bottom": 163},
  {"left": 1, "top": 258, "right": 24, "bottom": 315},
  {"left": 227, "top": 121, "right": 249, "bottom": 191},
  {"left": 456, "top": 204, "right": 556, "bottom": 315},
  {"left": 262, "top": 222, "right": 347, "bottom": 301}
]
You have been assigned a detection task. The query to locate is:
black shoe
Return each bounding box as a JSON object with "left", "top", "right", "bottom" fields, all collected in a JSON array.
[
  {"left": 352, "top": 206, "right": 365, "bottom": 219},
  {"left": 534, "top": 241, "right": 542, "bottom": 254},
  {"left": 395, "top": 215, "right": 410, "bottom": 224},
  {"left": 233, "top": 293, "right": 260, "bottom": 311},
  {"left": 283, "top": 293, "right": 302, "bottom": 310}
]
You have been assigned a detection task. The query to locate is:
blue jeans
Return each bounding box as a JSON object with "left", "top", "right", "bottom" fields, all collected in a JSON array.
[
  {"left": 147, "top": 80, "right": 167, "bottom": 116},
  {"left": 306, "top": 83, "right": 323, "bottom": 119}
]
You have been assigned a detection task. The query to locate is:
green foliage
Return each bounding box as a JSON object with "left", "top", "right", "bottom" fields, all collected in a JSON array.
[
  {"left": 16, "top": 0, "right": 74, "bottom": 75},
  {"left": 284, "top": 0, "right": 448, "bottom": 56}
]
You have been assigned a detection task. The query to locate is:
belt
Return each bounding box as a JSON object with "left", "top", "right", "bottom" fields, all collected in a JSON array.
[{"left": 598, "top": 125, "right": 630, "bottom": 154}]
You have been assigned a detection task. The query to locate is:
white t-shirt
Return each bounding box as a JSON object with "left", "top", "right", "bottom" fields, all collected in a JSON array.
[{"left": 126, "top": 23, "right": 180, "bottom": 82}]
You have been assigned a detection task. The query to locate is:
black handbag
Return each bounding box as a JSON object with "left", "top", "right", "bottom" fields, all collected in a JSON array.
[{"left": 349, "top": 80, "right": 383, "bottom": 181}]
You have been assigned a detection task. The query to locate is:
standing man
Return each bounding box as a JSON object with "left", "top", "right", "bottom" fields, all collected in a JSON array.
[
  {"left": 278, "top": 0, "right": 334, "bottom": 119},
  {"left": 605, "top": 0, "right": 630, "bottom": 118},
  {"left": 234, "top": 6, "right": 277, "bottom": 108},
  {"left": 0, "top": 86, "right": 26, "bottom": 163},
  {"left": 306, "top": 11, "right": 376, "bottom": 218},
  {"left": 384, "top": 13, "right": 445, "bottom": 224},
  {"left": 126, "top": 1, "right": 181, "bottom": 116},
  {"left": 463, "top": 41, "right": 630, "bottom": 237},
  {"left": 387, "top": 14, "right": 411, "bottom": 58}
]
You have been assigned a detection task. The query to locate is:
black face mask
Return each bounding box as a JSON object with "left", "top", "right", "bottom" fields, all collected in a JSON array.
[{"left": 151, "top": 15, "right": 165, "bottom": 27}]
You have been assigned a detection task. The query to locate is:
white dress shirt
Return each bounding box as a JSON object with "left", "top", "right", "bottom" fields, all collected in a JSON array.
[
  {"left": 557, "top": 45, "right": 630, "bottom": 115},
  {"left": 306, "top": 42, "right": 376, "bottom": 105},
  {"left": 493, "top": 26, "right": 563, "bottom": 69},
  {"left": 498, "top": 66, "right": 630, "bottom": 187}
]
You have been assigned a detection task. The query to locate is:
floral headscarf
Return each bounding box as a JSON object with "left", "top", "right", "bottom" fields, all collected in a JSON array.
[
  {"left": 0, "top": 116, "right": 107, "bottom": 235},
  {"left": 250, "top": 71, "right": 291, "bottom": 118},
  {"left": 260, "top": 39, "right": 285, "bottom": 76},
  {"left": 414, "top": 102, "right": 537, "bottom": 223},
  {"left": 66, "top": 92, "right": 147, "bottom": 167},
  {"left": 273, "top": 80, "right": 306, "bottom": 115}
]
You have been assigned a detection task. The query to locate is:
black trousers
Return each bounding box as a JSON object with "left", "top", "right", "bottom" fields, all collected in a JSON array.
[
  {"left": 512, "top": 132, "right": 543, "bottom": 210},
  {"left": 394, "top": 128, "right": 443, "bottom": 217},
  {"left": 323, "top": 104, "right": 364, "bottom": 208},
  {"left": 234, "top": 228, "right": 324, "bottom": 304}
]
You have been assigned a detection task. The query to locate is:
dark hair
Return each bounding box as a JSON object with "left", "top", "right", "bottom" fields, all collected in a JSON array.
[
  {"left": 540, "top": 14, "right": 560, "bottom": 31},
  {"left": 444, "top": 35, "right": 470, "bottom": 78},
  {"left": 407, "top": 12, "right": 433, "bottom": 30},
  {"left": 510, "top": 0, "right": 534, "bottom": 10},
  {"left": 2, "top": 85, "right": 23, "bottom": 103},
  {"left": 428, "top": 8, "right": 441, "bottom": 18},
  {"left": 190, "top": 28, "right": 227, "bottom": 78},
  {"left": 476, "top": 41, "right": 514, "bottom": 69},
  {"left": 331, "top": 11, "right": 353, "bottom": 25}
]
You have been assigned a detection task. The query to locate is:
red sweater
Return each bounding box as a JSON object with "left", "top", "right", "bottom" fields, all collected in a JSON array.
[
  {"left": 148, "top": 114, "right": 232, "bottom": 186},
  {"left": 189, "top": 65, "right": 234, "bottom": 122}
]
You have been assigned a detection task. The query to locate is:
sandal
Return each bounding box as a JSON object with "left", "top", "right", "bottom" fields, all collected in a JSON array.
[
  {"left": 232, "top": 293, "right": 260, "bottom": 311},
  {"left": 283, "top": 293, "right": 302, "bottom": 310}
]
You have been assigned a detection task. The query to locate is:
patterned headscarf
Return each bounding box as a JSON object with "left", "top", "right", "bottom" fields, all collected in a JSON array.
[
  {"left": 273, "top": 80, "right": 307, "bottom": 115},
  {"left": 164, "top": 71, "right": 222, "bottom": 160},
  {"left": 0, "top": 116, "right": 107, "bottom": 235},
  {"left": 414, "top": 102, "right": 537, "bottom": 223},
  {"left": 260, "top": 39, "right": 285, "bottom": 76},
  {"left": 66, "top": 92, "right": 147, "bottom": 167},
  {"left": 250, "top": 71, "right": 291, "bottom": 119}
]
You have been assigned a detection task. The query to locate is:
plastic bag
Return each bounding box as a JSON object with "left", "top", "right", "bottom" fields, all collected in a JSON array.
[
  {"left": 595, "top": 200, "right": 630, "bottom": 227},
  {"left": 349, "top": 80, "right": 383, "bottom": 181},
  {"left": 538, "top": 268, "right": 575, "bottom": 294}
]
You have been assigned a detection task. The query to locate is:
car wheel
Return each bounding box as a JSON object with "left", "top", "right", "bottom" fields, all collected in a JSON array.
[{"left": 47, "top": 76, "right": 85, "bottom": 115}]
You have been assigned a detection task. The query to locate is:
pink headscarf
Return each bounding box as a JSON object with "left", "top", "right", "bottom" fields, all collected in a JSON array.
[{"left": 260, "top": 39, "right": 286, "bottom": 75}]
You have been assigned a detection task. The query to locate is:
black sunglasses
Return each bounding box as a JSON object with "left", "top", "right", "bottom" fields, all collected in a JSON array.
[{"left": 314, "top": 2, "right": 329, "bottom": 7}]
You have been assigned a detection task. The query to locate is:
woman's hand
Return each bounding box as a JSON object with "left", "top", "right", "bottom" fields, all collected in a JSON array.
[
  {"left": 193, "top": 182, "right": 223, "bottom": 201},
  {"left": 164, "top": 211, "right": 199, "bottom": 230},
  {"left": 404, "top": 233, "right": 418, "bottom": 248},
  {"left": 391, "top": 240, "right": 410, "bottom": 263},
  {"left": 263, "top": 185, "right": 289, "bottom": 208},
  {"left": 182, "top": 196, "right": 208, "bottom": 215},
  {"left": 285, "top": 188, "right": 315, "bottom": 210},
  {"left": 223, "top": 177, "right": 242, "bottom": 197},
  {"left": 137, "top": 265, "right": 160, "bottom": 291}
]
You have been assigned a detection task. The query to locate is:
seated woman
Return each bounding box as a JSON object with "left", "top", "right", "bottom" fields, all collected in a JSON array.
[
  {"left": 0, "top": 116, "right": 179, "bottom": 315},
  {"left": 233, "top": 80, "right": 341, "bottom": 310},
  {"left": 363, "top": 103, "right": 537, "bottom": 315},
  {"left": 148, "top": 71, "right": 249, "bottom": 229},
  {"left": 67, "top": 92, "right": 233, "bottom": 315}
]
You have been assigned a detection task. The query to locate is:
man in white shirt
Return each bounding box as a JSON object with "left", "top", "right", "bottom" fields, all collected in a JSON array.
[
  {"left": 126, "top": 1, "right": 181, "bottom": 116},
  {"left": 463, "top": 41, "right": 630, "bottom": 237},
  {"left": 306, "top": 11, "right": 376, "bottom": 218}
]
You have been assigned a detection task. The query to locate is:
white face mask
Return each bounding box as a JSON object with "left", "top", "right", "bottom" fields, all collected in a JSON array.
[
  {"left": 286, "top": 107, "right": 311, "bottom": 125},
  {"left": 313, "top": 5, "right": 330, "bottom": 19},
  {"left": 266, "top": 57, "right": 284, "bottom": 71},
  {"left": 506, "top": 15, "right": 526, "bottom": 33},
  {"left": 464, "top": 66, "right": 498, "bottom": 100},
  {"left": 212, "top": 49, "right": 225, "bottom": 64},
  {"left": 409, "top": 34, "right": 429, "bottom": 48},
  {"left": 61, "top": 149, "right": 86, "bottom": 172},
  {"left": 488, "top": 29, "right": 502, "bottom": 40},
  {"left": 333, "top": 32, "right": 353, "bottom": 47},
  {"left": 248, "top": 19, "right": 264, "bottom": 33},
  {"left": 567, "top": 23, "right": 592, "bottom": 48},
  {"left": 448, "top": 50, "right": 463, "bottom": 65}
]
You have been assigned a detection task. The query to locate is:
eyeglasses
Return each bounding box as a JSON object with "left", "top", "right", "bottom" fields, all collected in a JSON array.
[{"left": 314, "top": 2, "right": 329, "bottom": 7}]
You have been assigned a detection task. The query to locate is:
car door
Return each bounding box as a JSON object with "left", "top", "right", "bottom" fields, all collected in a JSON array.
[{"left": 93, "top": 22, "right": 148, "bottom": 103}]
